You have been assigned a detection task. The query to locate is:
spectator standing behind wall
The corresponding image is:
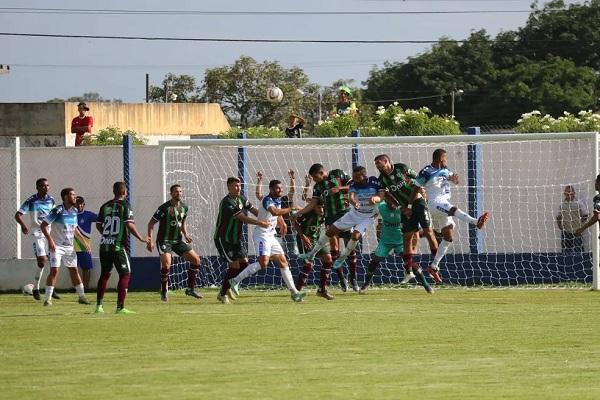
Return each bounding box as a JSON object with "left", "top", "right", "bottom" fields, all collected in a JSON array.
[
  {"left": 285, "top": 114, "right": 305, "bottom": 138},
  {"left": 71, "top": 102, "right": 93, "bottom": 146},
  {"left": 556, "top": 185, "right": 588, "bottom": 253}
]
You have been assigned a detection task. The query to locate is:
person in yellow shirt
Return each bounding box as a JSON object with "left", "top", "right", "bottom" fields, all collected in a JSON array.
[{"left": 331, "top": 86, "right": 358, "bottom": 117}]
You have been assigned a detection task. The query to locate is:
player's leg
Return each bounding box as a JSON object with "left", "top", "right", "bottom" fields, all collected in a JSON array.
[
  {"left": 76, "top": 251, "right": 93, "bottom": 291},
  {"left": 95, "top": 252, "right": 114, "bottom": 313},
  {"left": 299, "top": 224, "right": 340, "bottom": 262},
  {"left": 43, "top": 249, "right": 61, "bottom": 306},
  {"left": 114, "top": 251, "right": 134, "bottom": 313},
  {"left": 157, "top": 247, "right": 172, "bottom": 302},
  {"left": 215, "top": 239, "right": 238, "bottom": 302},
  {"left": 229, "top": 237, "right": 270, "bottom": 296},
  {"left": 362, "top": 241, "right": 388, "bottom": 293},
  {"left": 449, "top": 205, "right": 490, "bottom": 229},
  {"left": 401, "top": 216, "right": 433, "bottom": 293},
  {"left": 181, "top": 246, "right": 203, "bottom": 299},
  {"left": 315, "top": 251, "right": 334, "bottom": 300},
  {"left": 65, "top": 248, "right": 89, "bottom": 304},
  {"left": 295, "top": 235, "right": 313, "bottom": 291},
  {"left": 32, "top": 237, "right": 49, "bottom": 300},
  {"left": 273, "top": 251, "right": 306, "bottom": 302}
]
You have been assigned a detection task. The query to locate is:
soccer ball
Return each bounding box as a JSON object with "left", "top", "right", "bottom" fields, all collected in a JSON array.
[
  {"left": 22, "top": 283, "right": 34, "bottom": 296},
  {"left": 267, "top": 86, "right": 284, "bottom": 103}
]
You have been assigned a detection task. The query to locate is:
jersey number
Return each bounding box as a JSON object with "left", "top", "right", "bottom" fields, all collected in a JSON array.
[{"left": 102, "top": 216, "right": 121, "bottom": 235}]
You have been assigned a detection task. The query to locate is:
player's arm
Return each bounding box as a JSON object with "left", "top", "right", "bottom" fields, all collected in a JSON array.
[
  {"left": 287, "top": 169, "right": 296, "bottom": 200},
  {"left": 349, "top": 190, "right": 360, "bottom": 209},
  {"left": 296, "top": 197, "right": 319, "bottom": 218},
  {"left": 575, "top": 211, "right": 600, "bottom": 235},
  {"left": 267, "top": 205, "right": 293, "bottom": 217},
  {"left": 255, "top": 171, "right": 264, "bottom": 201},
  {"left": 74, "top": 227, "right": 91, "bottom": 253},
  {"left": 14, "top": 211, "right": 29, "bottom": 235},
  {"left": 449, "top": 171, "right": 459, "bottom": 184},
  {"left": 235, "top": 212, "right": 270, "bottom": 228},
  {"left": 125, "top": 221, "right": 148, "bottom": 242},
  {"left": 292, "top": 216, "right": 312, "bottom": 249},
  {"left": 556, "top": 213, "right": 563, "bottom": 231},
  {"left": 146, "top": 217, "right": 158, "bottom": 252},
  {"left": 181, "top": 215, "right": 192, "bottom": 243},
  {"left": 302, "top": 175, "right": 311, "bottom": 202},
  {"left": 40, "top": 221, "right": 56, "bottom": 253},
  {"left": 277, "top": 216, "right": 288, "bottom": 236}
]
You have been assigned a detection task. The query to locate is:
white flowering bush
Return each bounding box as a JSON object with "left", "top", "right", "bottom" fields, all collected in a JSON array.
[
  {"left": 367, "top": 103, "right": 460, "bottom": 136},
  {"left": 222, "top": 126, "right": 285, "bottom": 138},
  {"left": 313, "top": 114, "right": 359, "bottom": 137},
  {"left": 515, "top": 110, "right": 600, "bottom": 133}
]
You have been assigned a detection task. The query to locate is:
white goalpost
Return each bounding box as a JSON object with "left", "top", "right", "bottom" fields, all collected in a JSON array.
[{"left": 159, "top": 132, "right": 600, "bottom": 291}]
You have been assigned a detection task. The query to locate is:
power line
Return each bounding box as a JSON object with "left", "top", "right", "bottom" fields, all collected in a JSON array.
[
  {"left": 0, "top": 32, "right": 580, "bottom": 44},
  {"left": 0, "top": 7, "right": 557, "bottom": 15}
]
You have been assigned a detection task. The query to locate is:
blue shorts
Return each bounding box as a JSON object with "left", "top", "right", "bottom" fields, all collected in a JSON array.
[{"left": 76, "top": 252, "right": 94, "bottom": 270}]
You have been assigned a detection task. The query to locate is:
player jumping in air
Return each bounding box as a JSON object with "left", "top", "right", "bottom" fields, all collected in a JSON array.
[
  {"left": 14, "top": 178, "right": 58, "bottom": 301},
  {"left": 293, "top": 200, "right": 335, "bottom": 300},
  {"left": 40, "top": 188, "right": 91, "bottom": 306},
  {"left": 95, "top": 182, "right": 148, "bottom": 314},
  {"left": 295, "top": 163, "right": 357, "bottom": 291},
  {"left": 214, "top": 177, "right": 270, "bottom": 304},
  {"left": 147, "top": 184, "right": 203, "bottom": 302},
  {"left": 375, "top": 154, "right": 436, "bottom": 288},
  {"left": 417, "top": 149, "right": 490, "bottom": 282},
  {"left": 229, "top": 179, "right": 307, "bottom": 302}
]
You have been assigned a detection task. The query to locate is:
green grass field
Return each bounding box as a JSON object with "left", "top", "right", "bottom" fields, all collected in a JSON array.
[{"left": 1, "top": 288, "right": 600, "bottom": 399}]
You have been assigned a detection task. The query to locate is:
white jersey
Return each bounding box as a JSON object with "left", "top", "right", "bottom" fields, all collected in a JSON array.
[
  {"left": 18, "top": 193, "right": 55, "bottom": 237},
  {"left": 417, "top": 164, "right": 453, "bottom": 204},
  {"left": 348, "top": 176, "right": 381, "bottom": 218},
  {"left": 254, "top": 195, "right": 281, "bottom": 238}
]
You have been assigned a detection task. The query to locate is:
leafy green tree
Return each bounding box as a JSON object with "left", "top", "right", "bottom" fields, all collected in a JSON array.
[
  {"left": 47, "top": 92, "right": 122, "bottom": 103},
  {"left": 148, "top": 73, "right": 198, "bottom": 103},
  {"left": 81, "top": 127, "right": 147, "bottom": 146}
]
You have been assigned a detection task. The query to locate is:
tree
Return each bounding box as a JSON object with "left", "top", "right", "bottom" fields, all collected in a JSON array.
[
  {"left": 199, "top": 56, "right": 311, "bottom": 128},
  {"left": 46, "top": 92, "right": 122, "bottom": 103},
  {"left": 148, "top": 73, "right": 198, "bottom": 103}
]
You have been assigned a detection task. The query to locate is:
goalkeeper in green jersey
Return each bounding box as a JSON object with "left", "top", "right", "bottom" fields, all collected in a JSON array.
[{"left": 361, "top": 199, "right": 433, "bottom": 294}]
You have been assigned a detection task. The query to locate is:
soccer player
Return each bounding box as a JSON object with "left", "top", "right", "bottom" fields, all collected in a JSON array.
[
  {"left": 360, "top": 199, "right": 433, "bottom": 294},
  {"left": 229, "top": 179, "right": 307, "bottom": 302},
  {"left": 301, "top": 166, "right": 380, "bottom": 292},
  {"left": 74, "top": 196, "right": 97, "bottom": 290},
  {"left": 293, "top": 200, "right": 335, "bottom": 300},
  {"left": 296, "top": 163, "right": 355, "bottom": 290},
  {"left": 14, "top": 178, "right": 58, "bottom": 301},
  {"left": 575, "top": 174, "right": 600, "bottom": 236},
  {"left": 147, "top": 184, "right": 203, "bottom": 302},
  {"left": 417, "top": 149, "right": 490, "bottom": 282},
  {"left": 214, "top": 177, "right": 270, "bottom": 304},
  {"left": 40, "top": 188, "right": 91, "bottom": 306},
  {"left": 374, "top": 154, "right": 437, "bottom": 288}
]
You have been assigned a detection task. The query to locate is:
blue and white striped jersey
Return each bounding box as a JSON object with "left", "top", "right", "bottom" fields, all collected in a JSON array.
[
  {"left": 43, "top": 204, "right": 78, "bottom": 247},
  {"left": 349, "top": 176, "right": 380, "bottom": 217},
  {"left": 417, "top": 165, "right": 453, "bottom": 203},
  {"left": 255, "top": 195, "right": 281, "bottom": 238},
  {"left": 18, "top": 194, "right": 56, "bottom": 235}
]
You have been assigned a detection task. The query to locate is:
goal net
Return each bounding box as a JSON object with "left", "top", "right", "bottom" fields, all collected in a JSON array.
[{"left": 160, "top": 132, "right": 599, "bottom": 290}]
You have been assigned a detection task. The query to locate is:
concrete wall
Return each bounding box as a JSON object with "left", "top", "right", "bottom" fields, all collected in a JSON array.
[{"left": 0, "top": 102, "right": 231, "bottom": 147}]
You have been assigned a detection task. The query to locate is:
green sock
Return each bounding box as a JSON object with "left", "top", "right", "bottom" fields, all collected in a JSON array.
[
  {"left": 413, "top": 268, "right": 431, "bottom": 289},
  {"left": 365, "top": 272, "right": 374, "bottom": 284}
]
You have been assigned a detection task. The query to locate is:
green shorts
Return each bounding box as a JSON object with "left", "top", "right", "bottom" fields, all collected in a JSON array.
[
  {"left": 401, "top": 198, "right": 432, "bottom": 233},
  {"left": 156, "top": 240, "right": 192, "bottom": 257},
  {"left": 99, "top": 250, "right": 131, "bottom": 275},
  {"left": 296, "top": 234, "right": 330, "bottom": 256},
  {"left": 214, "top": 238, "right": 247, "bottom": 262},
  {"left": 374, "top": 239, "right": 404, "bottom": 258}
]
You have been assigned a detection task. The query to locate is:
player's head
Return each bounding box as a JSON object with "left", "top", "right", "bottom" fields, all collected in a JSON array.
[
  {"left": 563, "top": 185, "right": 575, "bottom": 200},
  {"left": 75, "top": 196, "right": 85, "bottom": 212},
  {"left": 112, "top": 181, "right": 128, "bottom": 198},
  {"left": 227, "top": 177, "right": 241, "bottom": 196},
  {"left": 352, "top": 165, "right": 368, "bottom": 184},
  {"left": 308, "top": 163, "right": 327, "bottom": 183},
  {"left": 36, "top": 178, "right": 49, "bottom": 196},
  {"left": 61, "top": 187, "right": 76, "bottom": 206},
  {"left": 339, "top": 86, "right": 352, "bottom": 103},
  {"left": 315, "top": 200, "right": 325, "bottom": 216},
  {"left": 432, "top": 149, "right": 448, "bottom": 168},
  {"left": 269, "top": 179, "right": 283, "bottom": 198},
  {"left": 170, "top": 184, "right": 183, "bottom": 201},
  {"left": 596, "top": 175, "right": 600, "bottom": 192},
  {"left": 374, "top": 154, "right": 392, "bottom": 173}
]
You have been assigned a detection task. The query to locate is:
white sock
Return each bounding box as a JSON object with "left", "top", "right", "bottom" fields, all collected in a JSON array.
[
  {"left": 337, "top": 239, "right": 359, "bottom": 263},
  {"left": 280, "top": 268, "right": 298, "bottom": 294},
  {"left": 431, "top": 240, "right": 452, "bottom": 269},
  {"left": 232, "top": 262, "right": 261, "bottom": 285},
  {"left": 45, "top": 286, "right": 54, "bottom": 301},
  {"left": 75, "top": 283, "right": 85, "bottom": 297},
  {"left": 34, "top": 265, "right": 45, "bottom": 290},
  {"left": 308, "top": 231, "right": 330, "bottom": 258},
  {"left": 454, "top": 209, "right": 477, "bottom": 225}
]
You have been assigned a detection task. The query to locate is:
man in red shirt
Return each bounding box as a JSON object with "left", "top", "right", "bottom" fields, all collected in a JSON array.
[{"left": 71, "top": 102, "right": 93, "bottom": 146}]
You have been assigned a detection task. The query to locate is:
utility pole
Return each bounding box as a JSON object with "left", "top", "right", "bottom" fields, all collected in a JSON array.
[
  {"left": 451, "top": 89, "right": 464, "bottom": 118},
  {"left": 145, "top": 73, "right": 149, "bottom": 103}
]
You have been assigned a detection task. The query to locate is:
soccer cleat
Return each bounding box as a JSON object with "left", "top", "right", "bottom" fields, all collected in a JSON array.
[
  {"left": 116, "top": 308, "right": 136, "bottom": 314},
  {"left": 32, "top": 289, "right": 41, "bottom": 301},
  {"left": 359, "top": 282, "right": 371, "bottom": 294},
  {"left": 226, "top": 288, "right": 237, "bottom": 301},
  {"left": 338, "top": 275, "right": 348, "bottom": 292},
  {"left": 316, "top": 288, "right": 334, "bottom": 300},
  {"left": 217, "top": 293, "right": 230, "bottom": 304},
  {"left": 95, "top": 305, "right": 105, "bottom": 314},
  {"left": 425, "top": 285, "right": 434, "bottom": 294},
  {"left": 291, "top": 290, "right": 307, "bottom": 302},
  {"left": 350, "top": 277, "right": 359, "bottom": 292},
  {"left": 332, "top": 258, "right": 345, "bottom": 270},
  {"left": 185, "top": 288, "right": 203, "bottom": 299},
  {"left": 297, "top": 253, "right": 315, "bottom": 263},
  {"left": 43, "top": 299, "right": 52, "bottom": 307},
  {"left": 427, "top": 266, "right": 443, "bottom": 284},
  {"left": 51, "top": 291, "right": 61, "bottom": 300},
  {"left": 228, "top": 278, "right": 240, "bottom": 297},
  {"left": 160, "top": 290, "right": 169, "bottom": 302},
  {"left": 78, "top": 296, "right": 91, "bottom": 305},
  {"left": 400, "top": 271, "right": 416, "bottom": 284},
  {"left": 476, "top": 211, "right": 490, "bottom": 229}
]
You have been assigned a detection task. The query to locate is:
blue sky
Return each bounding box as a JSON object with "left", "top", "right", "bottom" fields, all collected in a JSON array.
[{"left": 0, "top": 0, "right": 579, "bottom": 103}]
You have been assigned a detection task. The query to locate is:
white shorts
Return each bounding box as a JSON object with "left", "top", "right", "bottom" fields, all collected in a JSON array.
[
  {"left": 253, "top": 235, "right": 284, "bottom": 257},
  {"left": 49, "top": 245, "right": 77, "bottom": 269},
  {"left": 31, "top": 235, "right": 48, "bottom": 258},
  {"left": 333, "top": 210, "right": 376, "bottom": 235},
  {"left": 430, "top": 200, "right": 456, "bottom": 230}
]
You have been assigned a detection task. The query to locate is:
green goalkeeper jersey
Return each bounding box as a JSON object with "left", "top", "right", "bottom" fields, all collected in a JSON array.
[{"left": 378, "top": 201, "right": 403, "bottom": 243}]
